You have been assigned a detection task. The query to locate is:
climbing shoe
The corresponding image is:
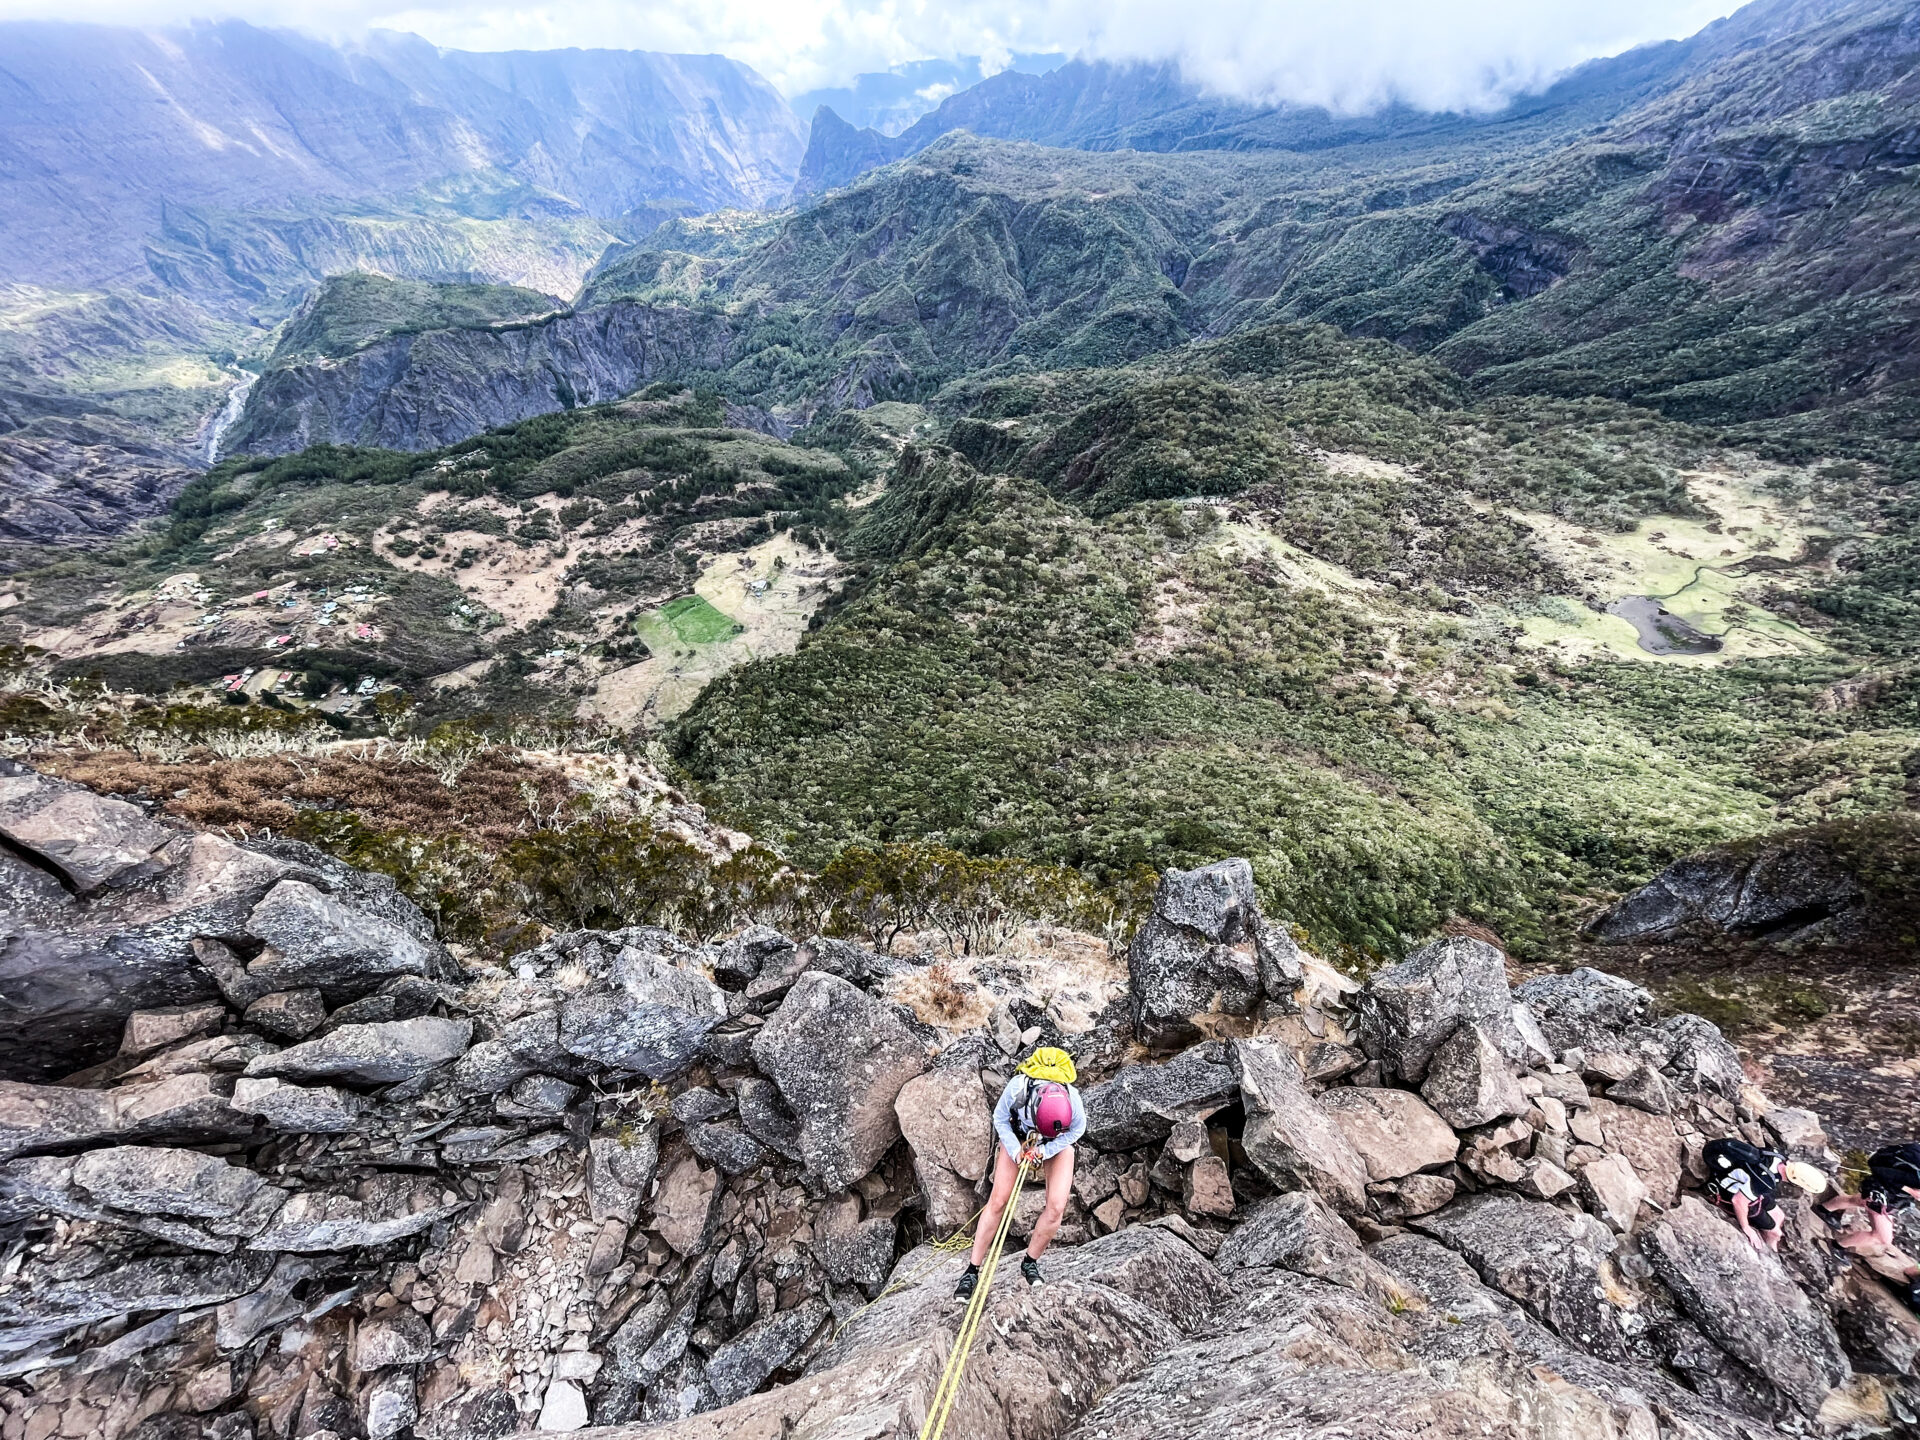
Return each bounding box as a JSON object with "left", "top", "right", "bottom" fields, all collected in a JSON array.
[
  {"left": 1905, "top": 1280, "right": 1920, "bottom": 1316},
  {"left": 953, "top": 1265, "right": 979, "bottom": 1301},
  {"left": 1021, "top": 1257, "right": 1044, "bottom": 1288},
  {"left": 1816, "top": 1204, "right": 1847, "bottom": 1231}
]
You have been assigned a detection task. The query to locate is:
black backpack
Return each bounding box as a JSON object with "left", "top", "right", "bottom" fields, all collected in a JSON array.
[
  {"left": 1705, "top": 1138, "right": 1782, "bottom": 1198},
  {"left": 1870, "top": 1144, "right": 1920, "bottom": 1188}
]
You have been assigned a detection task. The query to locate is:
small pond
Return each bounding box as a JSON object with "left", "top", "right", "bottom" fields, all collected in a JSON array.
[{"left": 1606, "top": 596, "right": 1724, "bottom": 656}]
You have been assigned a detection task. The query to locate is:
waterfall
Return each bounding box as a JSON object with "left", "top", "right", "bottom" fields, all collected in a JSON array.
[{"left": 204, "top": 370, "right": 257, "bottom": 463}]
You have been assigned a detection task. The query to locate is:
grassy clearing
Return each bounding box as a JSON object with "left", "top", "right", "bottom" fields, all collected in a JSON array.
[
  {"left": 587, "top": 533, "right": 840, "bottom": 728},
  {"left": 657, "top": 595, "right": 743, "bottom": 645}
]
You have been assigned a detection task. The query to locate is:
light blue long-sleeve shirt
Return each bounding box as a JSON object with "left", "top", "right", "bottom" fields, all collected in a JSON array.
[{"left": 993, "top": 1075, "right": 1086, "bottom": 1162}]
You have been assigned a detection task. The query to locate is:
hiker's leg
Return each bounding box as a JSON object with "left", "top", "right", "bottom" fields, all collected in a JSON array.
[
  {"left": 1026, "top": 1146, "right": 1076, "bottom": 1260},
  {"left": 1837, "top": 1208, "right": 1898, "bottom": 1257},
  {"left": 970, "top": 1146, "right": 1019, "bottom": 1266}
]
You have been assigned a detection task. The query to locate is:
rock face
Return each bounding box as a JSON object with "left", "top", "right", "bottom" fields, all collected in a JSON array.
[
  {"left": 0, "top": 816, "right": 1897, "bottom": 1440},
  {"left": 229, "top": 301, "right": 741, "bottom": 456},
  {"left": 751, "top": 972, "right": 927, "bottom": 1192},
  {"left": 1645, "top": 1198, "right": 1852, "bottom": 1418},
  {"left": 1233, "top": 1039, "right": 1369, "bottom": 1214},
  {"left": 1412, "top": 1192, "right": 1631, "bottom": 1361},
  {"left": 0, "top": 761, "right": 451, "bottom": 1080},
  {"left": 1587, "top": 825, "right": 1885, "bottom": 948},
  {"left": 1354, "top": 936, "right": 1529, "bottom": 1083}
]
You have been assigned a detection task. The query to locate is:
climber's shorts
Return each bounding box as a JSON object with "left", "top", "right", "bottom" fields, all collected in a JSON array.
[{"left": 1707, "top": 1189, "right": 1777, "bottom": 1230}]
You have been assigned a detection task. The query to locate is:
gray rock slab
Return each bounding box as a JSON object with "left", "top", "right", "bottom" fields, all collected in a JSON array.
[
  {"left": 1083, "top": 1042, "right": 1238, "bottom": 1152},
  {"left": 245, "top": 1016, "right": 471, "bottom": 1086},
  {"left": 1643, "top": 1196, "right": 1851, "bottom": 1418},
  {"left": 751, "top": 971, "right": 926, "bottom": 1192},
  {"left": 1233, "top": 1038, "right": 1367, "bottom": 1214}
]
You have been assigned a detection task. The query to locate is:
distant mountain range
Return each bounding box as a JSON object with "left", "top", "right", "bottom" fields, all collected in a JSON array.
[
  {"left": 3, "top": 0, "right": 1907, "bottom": 549},
  {"left": 789, "top": 0, "right": 1870, "bottom": 196},
  {"left": 0, "top": 20, "right": 807, "bottom": 293},
  {"left": 789, "top": 54, "right": 1068, "bottom": 137}
]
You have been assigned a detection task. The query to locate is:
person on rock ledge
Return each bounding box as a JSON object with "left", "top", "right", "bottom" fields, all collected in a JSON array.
[
  {"left": 954, "top": 1047, "right": 1086, "bottom": 1296},
  {"left": 1700, "top": 1136, "right": 1802, "bottom": 1253},
  {"left": 1817, "top": 1143, "right": 1920, "bottom": 1309}
]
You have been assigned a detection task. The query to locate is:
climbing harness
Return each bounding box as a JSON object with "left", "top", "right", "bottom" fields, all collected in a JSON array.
[{"left": 916, "top": 1152, "right": 1035, "bottom": 1440}]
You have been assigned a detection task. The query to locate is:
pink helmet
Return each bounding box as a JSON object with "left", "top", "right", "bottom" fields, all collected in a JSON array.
[{"left": 1033, "top": 1082, "right": 1074, "bottom": 1139}]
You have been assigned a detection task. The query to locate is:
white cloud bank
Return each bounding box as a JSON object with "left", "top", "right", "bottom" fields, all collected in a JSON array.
[{"left": 0, "top": 0, "right": 1741, "bottom": 110}]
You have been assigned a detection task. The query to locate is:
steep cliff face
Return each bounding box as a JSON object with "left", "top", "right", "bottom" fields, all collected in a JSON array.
[{"left": 224, "top": 303, "right": 736, "bottom": 455}]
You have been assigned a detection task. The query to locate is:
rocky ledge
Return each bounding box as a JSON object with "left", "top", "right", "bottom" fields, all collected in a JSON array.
[{"left": 0, "top": 770, "right": 1916, "bottom": 1440}]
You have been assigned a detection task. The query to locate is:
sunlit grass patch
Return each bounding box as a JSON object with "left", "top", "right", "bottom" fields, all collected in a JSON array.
[{"left": 657, "top": 595, "right": 742, "bottom": 645}]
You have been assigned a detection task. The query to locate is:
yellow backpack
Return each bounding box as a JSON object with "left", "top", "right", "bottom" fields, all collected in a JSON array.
[{"left": 1018, "top": 1046, "right": 1077, "bottom": 1084}]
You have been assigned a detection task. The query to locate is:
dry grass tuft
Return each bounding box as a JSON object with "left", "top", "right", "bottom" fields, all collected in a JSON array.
[{"left": 43, "top": 746, "right": 575, "bottom": 847}]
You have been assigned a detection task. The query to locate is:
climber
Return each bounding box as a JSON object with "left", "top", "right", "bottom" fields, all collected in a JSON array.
[
  {"left": 1701, "top": 1137, "right": 1793, "bottom": 1253},
  {"left": 1817, "top": 1144, "right": 1920, "bottom": 1307},
  {"left": 954, "top": 1047, "right": 1085, "bottom": 1297}
]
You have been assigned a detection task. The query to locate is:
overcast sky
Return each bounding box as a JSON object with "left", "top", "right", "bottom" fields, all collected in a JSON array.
[{"left": 0, "top": 0, "right": 1743, "bottom": 109}]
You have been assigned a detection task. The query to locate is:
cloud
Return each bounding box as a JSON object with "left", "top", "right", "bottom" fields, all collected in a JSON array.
[{"left": 0, "top": 0, "right": 1741, "bottom": 110}]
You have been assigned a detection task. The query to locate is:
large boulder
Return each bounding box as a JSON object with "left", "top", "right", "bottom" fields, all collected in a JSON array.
[
  {"left": 243, "top": 880, "right": 437, "bottom": 996},
  {"left": 246, "top": 1017, "right": 472, "bottom": 1087},
  {"left": 0, "top": 766, "right": 177, "bottom": 895},
  {"left": 1083, "top": 1042, "right": 1239, "bottom": 1152},
  {"left": 1419, "top": 1022, "right": 1527, "bottom": 1129},
  {"left": 1215, "top": 1190, "right": 1402, "bottom": 1302},
  {"left": 0, "top": 765, "right": 300, "bottom": 1080},
  {"left": 1585, "top": 823, "right": 1900, "bottom": 948},
  {"left": 1642, "top": 1197, "right": 1851, "bottom": 1418},
  {"left": 1127, "top": 859, "right": 1263, "bottom": 1048},
  {"left": 1353, "top": 936, "right": 1527, "bottom": 1083},
  {"left": 708, "top": 925, "right": 794, "bottom": 990},
  {"left": 1513, "top": 968, "right": 1654, "bottom": 1056},
  {"left": 1577, "top": 1153, "right": 1649, "bottom": 1234},
  {"left": 1233, "top": 1039, "right": 1368, "bottom": 1214},
  {"left": 1411, "top": 1192, "right": 1630, "bottom": 1360},
  {"left": 1316, "top": 1087, "right": 1458, "bottom": 1181},
  {"left": 558, "top": 943, "right": 727, "bottom": 1080},
  {"left": 894, "top": 1067, "right": 993, "bottom": 1230},
  {"left": 751, "top": 972, "right": 926, "bottom": 1192}
]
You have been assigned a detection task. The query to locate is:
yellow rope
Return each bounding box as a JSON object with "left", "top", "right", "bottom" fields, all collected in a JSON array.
[{"left": 917, "top": 1156, "right": 1033, "bottom": 1440}]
